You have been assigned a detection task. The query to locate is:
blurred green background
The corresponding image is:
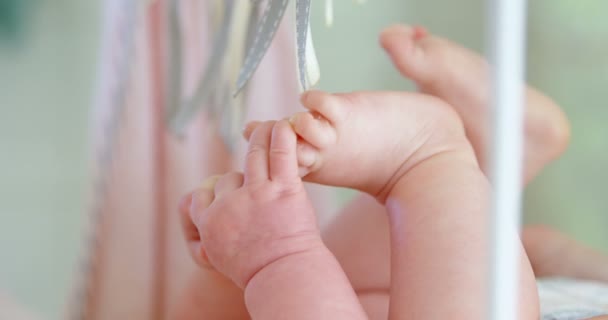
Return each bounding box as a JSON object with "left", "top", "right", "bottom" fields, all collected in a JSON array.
[{"left": 0, "top": 0, "right": 607, "bottom": 318}]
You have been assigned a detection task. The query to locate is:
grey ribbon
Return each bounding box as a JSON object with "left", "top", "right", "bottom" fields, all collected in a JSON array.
[
  {"left": 166, "top": 0, "right": 183, "bottom": 126},
  {"left": 233, "top": 0, "right": 290, "bottom": 96},
  {"left": 70, "top": 1, "right": 137, "bottom": 319},
  {"left": 167, "top": 0, "right": 236, "bottom": 135},
  {"left": 295, "top": 0, "right": 311, "bottom": 91},
  {"left": 167, "top": 0, "right": 314, "bottom": 147},
  {"left": 234, "top": 0, "right": 313, "bottom": 94},
  {"left": 218, "top": 1, "right": 260, "bottom": 151}
]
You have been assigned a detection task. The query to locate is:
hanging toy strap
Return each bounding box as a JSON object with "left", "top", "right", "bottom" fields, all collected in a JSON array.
[
  {"left": 296, "top": 0, "right": 320, "bottom": 91},
  {"left": 67, "top": 1, "right": 138, "bottom": 319},
  {"left": 234, "top": 0, "right": 289, "bottom": 96},
  {"left": 165, "top": 0, "right": 183, "bottom": 128},
  {"left": 296, "top": 0, "right": 311, "bottom": 90},
  {"left": 169, "top": 0, "right": 324, "bottom": 135},
  {"left": 167, "top": 0, "right": 236, "bottom": 134}
]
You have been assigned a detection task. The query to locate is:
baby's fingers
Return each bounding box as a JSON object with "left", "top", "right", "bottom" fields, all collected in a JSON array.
[
  {"left": 214, "top": 172, "right": 244, "bottom": 198},
  {"left": 178, "top": 192, "right": 198, "bottom": 244},
  {"left": 182, "top": 175, "right": 220, "bottom": 269},
  {"left": 269, "top": 120, "right": 300, "bottom": 182},
  {"left": 244, "top": 120, "right": 318, "bottom": 177},
  {"left": 243, "top": 121, "right": 262, "bottom": 141}
]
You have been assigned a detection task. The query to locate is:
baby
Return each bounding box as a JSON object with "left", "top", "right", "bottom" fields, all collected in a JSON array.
[
  {"left": 174, "top": 25, "right": 608, "bottom": 319},
  {"left": 186, "top": 89, "right": 504, "bottom": 319}
]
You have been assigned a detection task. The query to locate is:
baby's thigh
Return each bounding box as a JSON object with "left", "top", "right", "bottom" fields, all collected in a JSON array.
[
  {"left": 358, "top": 292, "right": 389, "bottom": 320},
  {"left": 322, "top": 193, "right": 391, "bottom": 305}
]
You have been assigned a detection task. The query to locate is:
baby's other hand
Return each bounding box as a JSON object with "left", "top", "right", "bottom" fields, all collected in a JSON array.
[{"left": 180, "top": 120, "right": 322, "bottom": 288}]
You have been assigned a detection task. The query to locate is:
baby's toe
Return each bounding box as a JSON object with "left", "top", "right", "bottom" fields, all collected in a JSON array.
[
  {"left": 300, "top": 90, "right": 345, "bottom": 124},
  {"left": 380, "top": 24, "right": 434, "bottom": 85},
  {"left": 244, "top": 120, "right": 319, "bottom": 173},
  {"left": 289, "top": 111, "right": 336, "bottom": 149}
]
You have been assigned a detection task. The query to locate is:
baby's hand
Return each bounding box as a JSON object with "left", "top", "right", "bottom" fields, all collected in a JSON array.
[{"left": 180, "top": 120, "right": 322, "bottom": 288}]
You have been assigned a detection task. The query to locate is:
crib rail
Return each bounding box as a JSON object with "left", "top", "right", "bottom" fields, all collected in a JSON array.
[{"left": 486, "top": 0, "right": 528, "bottom": 319}]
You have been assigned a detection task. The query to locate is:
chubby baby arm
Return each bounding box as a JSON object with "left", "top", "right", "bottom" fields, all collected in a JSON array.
[{"left": 185, "top": 120, "right": 367, "bottom": 320}]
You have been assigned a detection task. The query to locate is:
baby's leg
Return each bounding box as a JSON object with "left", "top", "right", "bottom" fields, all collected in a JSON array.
[
  {"left": 321, "top": 194, "right": 390, "bottom": 320},
  {"left": 380, "top": 24, "right": 571, "bottom": 184},
  {"left": 380, "top": 25, "right": 608, "bottom": 282},
  {"left": 301, "top": 91, "right": 538, "bottom": 319},
  {"left": 321, "top": 26, "right": 574, "bottom": 318},
  {"left": 246, "top": 90, "right": 539, "bottom": 319},
  {"left": 383, "top": 140, "right": 536, "bottom": 318},
  {"left": 523, "top": 225, "right": 608, "bottom": 283},
  {"left": 168, "top": 268, "right": 249, "bottom": 319}
]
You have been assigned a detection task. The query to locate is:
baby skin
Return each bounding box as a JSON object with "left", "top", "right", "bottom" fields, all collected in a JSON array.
[
  {"left": 180, "top": 120, "right": 367, "bottom": 319},
  {"left": 378, "top": 25, "right": 570, "bottom": 183},
  {"left": 183, "top": 90, "right": 538, "bottom": 319},
  {"left": 314, "top": 25, "right": 608, "bottom": 320},
  {"left": 318, "top": 25, "right": 605, "bottom": 320},
  {"left": 171, "top": 25, "right": 608, "bottom": 319}
]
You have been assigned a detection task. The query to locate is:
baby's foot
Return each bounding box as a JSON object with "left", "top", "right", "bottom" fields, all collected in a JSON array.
[
  {"left": 380, "top": 25, "right": 570, "bottom": 181},
  {"left": 184, "top": 120, "right": 322, "bottom": 288},
  {"left": 245, "top": 90, "right": 476, "bottom": 201}
]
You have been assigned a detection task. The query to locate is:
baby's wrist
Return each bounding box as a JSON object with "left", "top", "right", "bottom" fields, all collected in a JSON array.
[{"left": 238, "top": 234, "right": 326, "bottom": 288}]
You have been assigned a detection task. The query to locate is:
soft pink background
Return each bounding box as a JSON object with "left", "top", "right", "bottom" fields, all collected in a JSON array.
[{"left": 90, "top": 2, "right": 336, "bottom": 318}]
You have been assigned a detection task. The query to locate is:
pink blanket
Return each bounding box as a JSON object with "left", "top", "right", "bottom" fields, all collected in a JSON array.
[{"left": 85, "top": 1, "right": 336, "bottom": 318}]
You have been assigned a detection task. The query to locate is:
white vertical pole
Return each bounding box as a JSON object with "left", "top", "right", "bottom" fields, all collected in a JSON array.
[{"left": 486, "top": 0, "right": 528, "bottom": 320}]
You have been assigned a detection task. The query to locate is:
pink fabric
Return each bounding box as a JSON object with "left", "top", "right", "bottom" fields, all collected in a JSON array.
[{"left": 88, "top": 1, "right": 336, "bottom": 318}]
